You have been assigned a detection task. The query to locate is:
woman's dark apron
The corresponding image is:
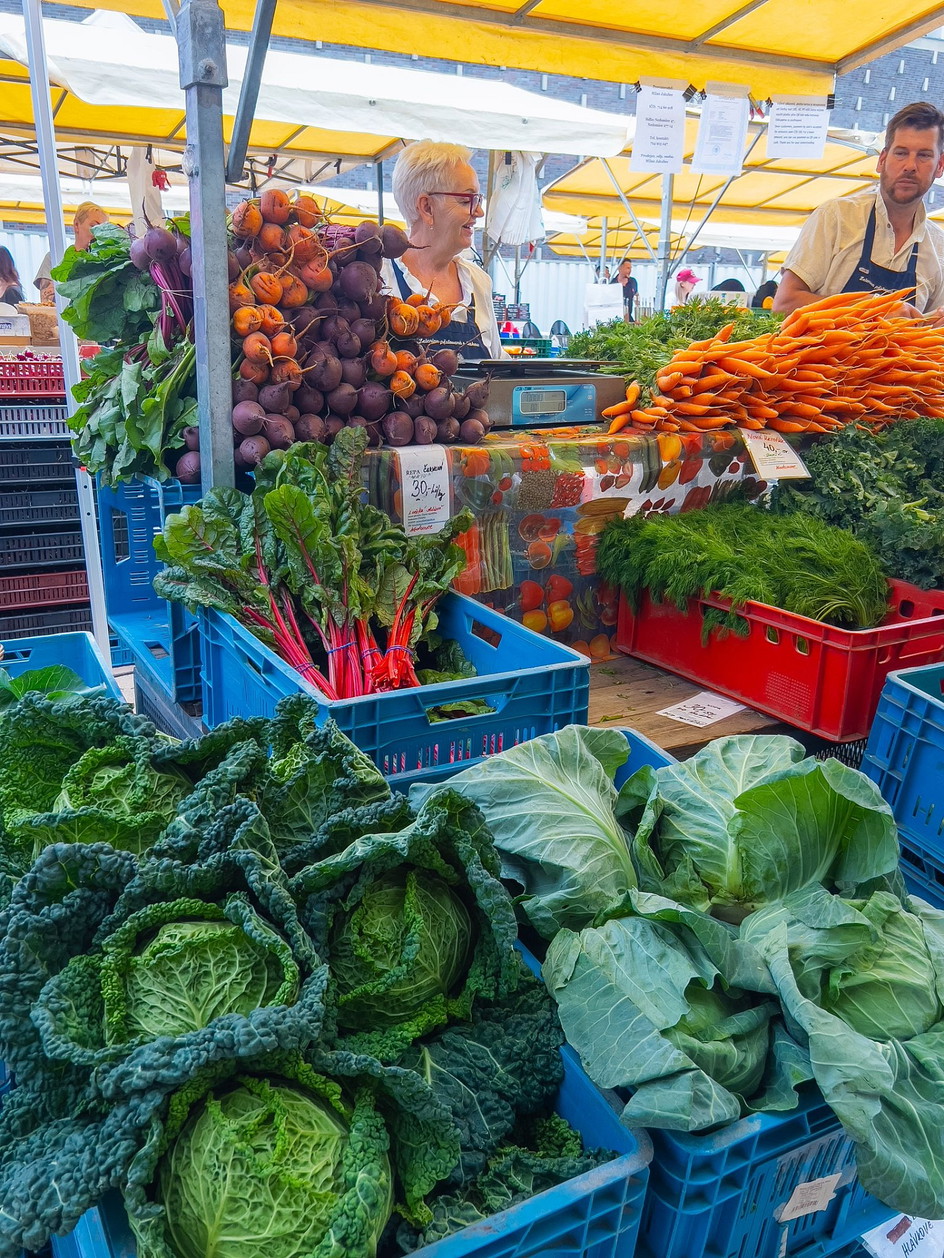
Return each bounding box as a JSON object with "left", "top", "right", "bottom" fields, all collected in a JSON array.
[
  {"left": 841, "top": 204, "right": 920, "bottom": 299},
  {"left": 390, "top": 261, "right": 490, "bottom": 361}
]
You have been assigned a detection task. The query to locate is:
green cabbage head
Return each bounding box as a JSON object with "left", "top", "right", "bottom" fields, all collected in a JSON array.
[
  {"left": 664, "top": 980, "right": 771, "bottom": 1098},
  {"left": 823, "top": 895, "right": 944, "bottom": 1041},
  {"left": 51, "top": 733, "right": 192, "bottom": 853},
  {"left": 330, "top": 868, "right": 471, "bottom": 1030},
  {"left": 157, "top": 1075, "right": 393, "bottom": 1258},
  {"left": 101, "top": 898, "right": 300, "bottom": 1044}
]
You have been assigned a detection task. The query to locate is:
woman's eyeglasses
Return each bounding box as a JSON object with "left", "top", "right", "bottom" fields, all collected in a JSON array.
[{"left": 427, "top": 192, "right": 484, "bottom": 213}]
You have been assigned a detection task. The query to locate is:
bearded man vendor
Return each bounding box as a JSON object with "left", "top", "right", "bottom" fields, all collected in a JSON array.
[{"left": 774, "top": 101, "right": 944, "bottom": 321}]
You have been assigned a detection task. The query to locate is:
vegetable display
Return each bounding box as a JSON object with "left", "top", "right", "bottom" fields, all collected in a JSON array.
[
  {"left": 774, "top": 417, "right": 944, "bottom": 590},
  {"left": 227, "top": 191, "right": 491, "bottom": 469},
  {"left": 154, "top": 429, "right": 472, "bottom": 700},
  {"left": 597, "top": 500, "right": 890, "bottom": 634},
  {"left": 52, "top": 222, "right": 199, "bottom": 486},
  {"left": 619, "top": 289, "right": 944, "bottom": 434},
  {"left": 411, "top": 726, "right": 944, "bottom": 1217},
  {"left": 0, "top": 694, "right": 609, "bottom": 1258}
]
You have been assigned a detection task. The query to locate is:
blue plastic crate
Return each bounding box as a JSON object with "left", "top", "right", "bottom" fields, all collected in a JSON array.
[
  {"left": 49, "top": 1047, "right": 651, "bottom": 1258},
  {"left": 638, "top": 1094, "right": 893, "bottom": 1258},
  {"left": 0, "top": 631, "right": 121, "bottom": 703},
  {"left": 861, "top": 663, "right": 944, "bottom": 854},
  {"left": 199, "top": 594, "right": 590, "bottom": 784},
  {"left": 131, "top": 645, "right": 205, "bottom": 743},
  {"left": 96, "top": 478, "right": 201, "bottom": 705},
  {"left": 894, "top": 828, "right": 944, "bottom": 910}
]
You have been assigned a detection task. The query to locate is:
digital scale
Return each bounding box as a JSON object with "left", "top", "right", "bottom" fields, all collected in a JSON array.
[{"left": 453, "top": 359, "right": 627, "bottom": 429}]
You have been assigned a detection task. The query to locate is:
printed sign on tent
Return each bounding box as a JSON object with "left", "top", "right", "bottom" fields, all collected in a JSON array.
[
  {"left": 767, "top": 96, "right": 830, "bottom": 160},
  {"left": 631, "top": 81, "right": 687, "bottom": 173},
  {"left": 692, "top": 86, "right": 751, "bottom": 176}
]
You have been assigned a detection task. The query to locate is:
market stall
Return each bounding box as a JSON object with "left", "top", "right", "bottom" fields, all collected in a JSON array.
[{"left": 6, "top": 2, "right": 944, "bottom": 1258}]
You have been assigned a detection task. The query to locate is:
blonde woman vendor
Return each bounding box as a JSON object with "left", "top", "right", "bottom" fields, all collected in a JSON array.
[{"left": 385, "top": 141, "right": 506, "bottom": 361}]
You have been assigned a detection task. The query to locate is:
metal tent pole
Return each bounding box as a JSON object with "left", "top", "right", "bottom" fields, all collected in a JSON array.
[
  {"left": 598, "top": 216, "right": 608, "bottom": 280},
  {"left": 177, "top": 0, "right": 234, "bottom": 491},
  {"left": 376, "top": 161, "right": 385, "bottom": 225},
  {"left": 225, "top": 0, "right": 276, "bottom": 183},
  {"left": 22, "top": 0, "right": 110, "bottom": 656},
  {"left": 656, "top": 173, "right": 674, "bottom": 307}
]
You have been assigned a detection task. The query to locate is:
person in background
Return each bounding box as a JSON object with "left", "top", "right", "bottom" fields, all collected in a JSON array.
[
  {"left": 712, "top": 277, "right": 745, "bottom": 292},
  {"left": 386, "top": 140, "right": 505, "bottom": 361},
  {"left": 673, "top": 267, "right": 702, "bottom": 305},
  {"left": 774, "top": 101, "right": 944, "bottom": 321},
  {"left": 0, "top": 248, "right": 25, "bottom": 306},
  {"left": 610, "top": 258, "right": 639, "bottom": 321},
  {"left": 752, "top": 278, "right": 779, "bottom": 309},
  {"left": 34, "top": 202, "right": 109, "bottom": 304}
]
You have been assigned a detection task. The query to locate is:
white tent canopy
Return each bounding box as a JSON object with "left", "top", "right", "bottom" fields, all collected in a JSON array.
[{"left": 0, "top": 10, "right": 633, "bottom": 160}]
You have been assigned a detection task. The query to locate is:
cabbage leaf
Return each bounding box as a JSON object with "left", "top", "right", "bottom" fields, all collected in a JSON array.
[
  {"left": 626, "top": 736, "right": 900, "bottom": 919},
  {"left": 409, "top": 726, "right": 636, "bottom": 938},
  {"left": 742, "top": 887, "right": 944, "bottom": 1217}
]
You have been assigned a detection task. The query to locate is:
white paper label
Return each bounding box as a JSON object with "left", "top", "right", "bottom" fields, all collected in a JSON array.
[
  {"left": 396, "top": 445, "right": 451, "bottom": 536},
  {"left": 631, "top": 85, "right": 687, "bottom": 173},
  {"left": 778, "top": 1174, "right": 843, "bottom": 1223},
  {"left": 741, "top": 429, "right": 810, "bottom": 480},
  {"left": 861, "top": 1214, "right": 943, "bottom": 1258},
  {"left": 657, "top": 691, "right": 746, "bottom": 727},
  {"left": 692, "top": 93, "right": 750, "bottom": 175},
  {"left": 766, "top": 99, "right": 829, "bottom": 159}
]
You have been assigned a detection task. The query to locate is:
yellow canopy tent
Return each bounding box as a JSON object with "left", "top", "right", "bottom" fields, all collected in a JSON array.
[
  {"left": 57, "top": 0, "right": 944, "bottom": 97},
  {"left": 542, "top": 118, "right": 886, "bottom": 230},
  {"left": 547, "top": 223, "right": 696, "bottom": 262}
]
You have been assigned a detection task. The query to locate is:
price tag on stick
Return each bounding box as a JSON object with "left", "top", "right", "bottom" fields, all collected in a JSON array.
[
  {"left": 741, "top": 429, "right": 811, "bottom": 480},
  {"left": 395, "top": 445, "right": 452, "bottom": 536}
]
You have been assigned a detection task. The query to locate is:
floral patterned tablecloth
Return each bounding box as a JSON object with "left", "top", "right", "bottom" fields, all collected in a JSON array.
[{"left": 363, "top": 425, "right": 767, "bottom": 660}]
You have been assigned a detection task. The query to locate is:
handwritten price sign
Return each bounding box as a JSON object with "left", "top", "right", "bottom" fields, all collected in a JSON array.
[
  {"left": 396, "top": 446, "right": 452, "bottom": 535},
  {"left": 741, "top": 430, "right": 810, "bottom": 480}
]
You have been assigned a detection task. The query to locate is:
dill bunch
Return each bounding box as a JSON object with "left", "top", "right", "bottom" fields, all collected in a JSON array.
[{"left": 597, "top": 502, "right": 889, "bottom": 634}]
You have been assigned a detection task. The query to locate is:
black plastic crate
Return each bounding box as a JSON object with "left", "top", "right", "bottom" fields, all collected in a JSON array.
[
  {"left": 0, "top": 605, "right": 93, "bottom": 637},
  {"left": 0, "top": 404, "right": 70, "bottom": 440},
  {"left": 0, "top": 487, "right": 79, "bottom": 527},
  {"left": 0, "top": 529, "right": 85, "bottom": 569},
  {"left": 0, "top": 443, "right": 74, "bottom": 483}
]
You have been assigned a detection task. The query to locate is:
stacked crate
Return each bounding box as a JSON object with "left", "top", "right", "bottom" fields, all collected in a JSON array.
[{"left": 0, "top": 360, "right": 95, "bottom": 641}]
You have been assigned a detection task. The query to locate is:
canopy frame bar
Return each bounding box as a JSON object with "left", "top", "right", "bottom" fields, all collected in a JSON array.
[
  {"left": 600, "top": 157, "right": 658, "bottom": 262},
  {"left": 225, "top": 0, "right": 276, "bottom": 181}
]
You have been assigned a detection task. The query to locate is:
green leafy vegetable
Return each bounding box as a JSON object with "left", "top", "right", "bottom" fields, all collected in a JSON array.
[
  {"left": 742, "top": 887, "right": 944, "bottom": 1217},
  {"left": 411, "top": 726, "right": 636, "bottom": 939},
  {"left": 626, "top": 735, "right": 900, "bottom": 920},
  {"left": 0, "top": 665, "right": 105, "bottom": 710},
  {"left": 330, "top": 869, "right": 472, "bottom": 1031},
  {"left": 153, "top": 1072, "right": 392, "bottom": 1258},
  {"left": 773, "top": 418, "right": 944, "bottom": 589},
  {"left": 598, "top": 502, "right": 891, "bottom": 634}
]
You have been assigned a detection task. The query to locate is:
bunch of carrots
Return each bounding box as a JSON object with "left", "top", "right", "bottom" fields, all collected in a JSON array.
[{"left": 602, "top": 289, "right": 944, "bottom": 435}]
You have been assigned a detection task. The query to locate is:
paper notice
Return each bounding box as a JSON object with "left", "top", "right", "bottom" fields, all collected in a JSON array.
[
  {"left": 741, "top": 429, "right": 810, "bottom": 480},
  {"left": 631, "top": 84, "right": 686, "bottom": 173},
  {"left": 778, "top": 1174, "right": 843, "bottom": 1223},
  {"left": 861, "top": 1214, "right": 943, "bottom": 1258},
  {"left": 395, "top": 445, "right": 451, "bottom": 536},
  {"left": 766, "top": 99, "right": 829, "bottom": 160},
  {"left": 657, "top": 691, "right": 746, "bottom": 727},
  {"left": 692, "top": 93, "right": 750, "bottom": 175}
]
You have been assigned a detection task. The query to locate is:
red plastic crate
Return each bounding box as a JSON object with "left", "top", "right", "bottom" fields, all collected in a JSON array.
[
  {"left": 615, "top": 579, "right": 944, "bottom": 741},
  {"left": 0, "top": 568, "right": 88, "bottom": 610},
  {"left": 0, "top": 358, "right": 66, "bottom": 398}
]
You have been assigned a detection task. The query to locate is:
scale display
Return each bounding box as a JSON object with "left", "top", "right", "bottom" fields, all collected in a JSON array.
[{"left": 511, "top": 382, "right": 597, "bottom": 425}]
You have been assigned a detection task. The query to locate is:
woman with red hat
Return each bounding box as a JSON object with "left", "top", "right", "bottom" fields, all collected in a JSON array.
[{"left": 674, "top": 267, "right": 702, "bottom": 306}]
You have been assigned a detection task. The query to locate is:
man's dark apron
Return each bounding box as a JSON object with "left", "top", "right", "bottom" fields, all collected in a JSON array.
[
  {"left": 390, "top": 261, "right": 490, "bottom": 360},
  {"left": 841, "top": 204, "right": 920, "bottom": 299}
]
